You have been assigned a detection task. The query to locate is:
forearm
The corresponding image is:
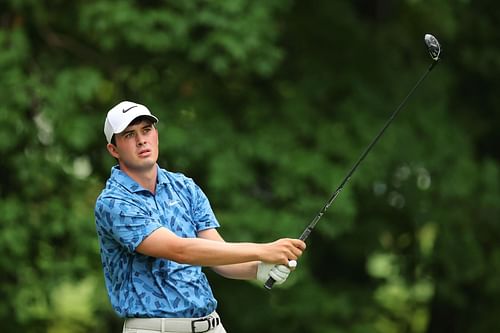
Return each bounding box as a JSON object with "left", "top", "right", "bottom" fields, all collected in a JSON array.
[
  {"left": 174, "top": 238, "right": 264, "bottom": 266},
  {"left": 211, "top": 261, "right": 259, "bottom": 280},
  {"left": 136, "top": 228, "right": 265, "bottom": 266}
]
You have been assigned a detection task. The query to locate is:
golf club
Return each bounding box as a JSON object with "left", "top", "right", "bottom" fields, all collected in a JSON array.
[{"left": 265, "top": 34, "right": 442, "bottom": 290}]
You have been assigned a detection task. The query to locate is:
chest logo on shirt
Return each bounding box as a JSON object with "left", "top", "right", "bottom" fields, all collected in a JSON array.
[{"left": 167, "top": 200, "right": 180, "bottom": 207}]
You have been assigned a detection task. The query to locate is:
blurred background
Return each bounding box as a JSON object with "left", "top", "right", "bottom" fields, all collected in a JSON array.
[{"left": 1, "top": 0, "right": 499, "bottom": 332}]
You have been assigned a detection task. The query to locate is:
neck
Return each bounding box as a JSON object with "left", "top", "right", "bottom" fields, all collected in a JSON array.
[{"left": 120, "top": 163, "right": 158, "bottom": 194}]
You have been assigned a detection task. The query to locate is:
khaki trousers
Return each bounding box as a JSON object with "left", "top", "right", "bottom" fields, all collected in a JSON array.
[
  {"left": 122, "top": 312, "right": 227, "bottom": 333},
  {"left": 122, "top": 325, "right": 227, "bottom": 333}
]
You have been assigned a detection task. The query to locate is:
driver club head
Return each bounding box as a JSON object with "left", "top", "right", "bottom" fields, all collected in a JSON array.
[{"left": 424, "top": 34, "right": 441, "bottom": 61}]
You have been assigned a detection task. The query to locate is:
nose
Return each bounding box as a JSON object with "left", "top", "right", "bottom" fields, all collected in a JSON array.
[{"left": 136, "top": 133, "right": 147, "bottom": 146}]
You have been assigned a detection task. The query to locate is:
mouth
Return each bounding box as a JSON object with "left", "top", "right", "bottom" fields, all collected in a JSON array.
[{"left": 138, "top": 149, "right": 152, "bottom": 157}]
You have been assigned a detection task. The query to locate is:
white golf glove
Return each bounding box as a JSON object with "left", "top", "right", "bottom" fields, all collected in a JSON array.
[{"left": 256, "top": 260, "right": 297, "bottom": 286}]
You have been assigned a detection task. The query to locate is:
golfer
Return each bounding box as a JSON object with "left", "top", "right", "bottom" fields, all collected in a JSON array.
[{"left": 94, "top": 101, "right": 306, "bottom": 332}]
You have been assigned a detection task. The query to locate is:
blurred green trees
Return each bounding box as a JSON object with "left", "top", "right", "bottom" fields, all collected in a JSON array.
[{"left": 1, "top": 0, "right": 499, "bottom": 332}]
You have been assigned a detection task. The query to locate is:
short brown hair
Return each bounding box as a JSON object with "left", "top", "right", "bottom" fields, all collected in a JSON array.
[{"left": 110, "top": 116, "right": 157, "bottom": 145}]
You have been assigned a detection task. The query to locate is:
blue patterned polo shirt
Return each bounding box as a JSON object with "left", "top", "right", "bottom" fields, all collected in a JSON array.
[{"left": 94, "top": 165, "right": 220, "bottom": 318}]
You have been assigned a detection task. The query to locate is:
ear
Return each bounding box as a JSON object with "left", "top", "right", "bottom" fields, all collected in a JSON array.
[{"left": 106, "top": 143, "right": 120, "bottom": 159}]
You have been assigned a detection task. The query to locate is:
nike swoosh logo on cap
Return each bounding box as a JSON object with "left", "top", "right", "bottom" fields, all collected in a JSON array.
[{"left": 122, "top": 105, "right": 137, "bottom": 113}]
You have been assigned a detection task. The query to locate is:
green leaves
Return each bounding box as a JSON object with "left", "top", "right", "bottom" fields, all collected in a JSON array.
[
  {"left": 79, "top": 0, "right": 289, "bottom": 76},
  {"left": 1, "top": 0, "right": 500, "bottom": 332}
]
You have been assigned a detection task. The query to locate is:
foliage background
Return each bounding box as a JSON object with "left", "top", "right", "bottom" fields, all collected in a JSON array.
[{"left": 1, "top": 0, "right": 499, "bottom": 332}]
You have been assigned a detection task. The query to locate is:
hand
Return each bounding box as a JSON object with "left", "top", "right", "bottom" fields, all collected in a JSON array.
[
  {"left": 260, "top": 238, "right": 306, "bottom": 266},
  {"left": 257, "top": 260, "right": 297, "bottom": 286}
]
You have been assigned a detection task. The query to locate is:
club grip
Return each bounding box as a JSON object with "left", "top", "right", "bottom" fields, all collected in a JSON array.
[{"left": 264, "top": 276, "right": 276, "bottom": 290}]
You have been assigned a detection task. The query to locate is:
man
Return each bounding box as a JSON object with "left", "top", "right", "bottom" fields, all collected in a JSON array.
[{"left": 94, "top": 101, "right": 306, "bottom": 333}]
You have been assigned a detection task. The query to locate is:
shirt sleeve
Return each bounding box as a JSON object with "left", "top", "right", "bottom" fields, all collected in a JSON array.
[
  {"left": 96, "top": 196, "right": 162, "bottom": 253},
  {"left": 192, "top": 183, "right": 220, "bottom": 232}
]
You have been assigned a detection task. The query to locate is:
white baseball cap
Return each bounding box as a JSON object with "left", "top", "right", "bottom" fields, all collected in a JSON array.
[{"left": 104, "top": 101, "right": 159, "bottom": 143}]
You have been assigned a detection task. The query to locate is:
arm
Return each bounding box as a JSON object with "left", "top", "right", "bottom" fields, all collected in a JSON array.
[
  {"left": 135, "top": 226, "right": 305, "bottom": 267},
  {"left": 198, "top": 229, "right": 300, "bottom": 285},
  {"left": 197, "top": 228, "right": 259, "bottom": 280}
]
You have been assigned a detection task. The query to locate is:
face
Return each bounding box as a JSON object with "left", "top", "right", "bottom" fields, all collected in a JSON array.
[{"left": 106, "top": 120, "right": 159, "bottom": 174}]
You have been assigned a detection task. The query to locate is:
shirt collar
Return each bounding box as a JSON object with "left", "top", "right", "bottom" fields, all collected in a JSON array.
[
  {"left": 156, "top": 166, "right": 170, "bottom": 186},
  {"left": 109, "top": 164, "right": 170, "bottom": 193}
]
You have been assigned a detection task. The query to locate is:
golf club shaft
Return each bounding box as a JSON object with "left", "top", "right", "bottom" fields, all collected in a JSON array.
[{"left": 264, "top": 60, "right": 438, "bottom": 290}]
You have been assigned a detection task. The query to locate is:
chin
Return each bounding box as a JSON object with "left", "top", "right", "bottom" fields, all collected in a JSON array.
[{"left": 141, "top": 160, "right": 157, "bottom": 169}]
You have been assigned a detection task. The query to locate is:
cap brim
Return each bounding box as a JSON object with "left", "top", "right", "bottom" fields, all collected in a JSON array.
[{"left": 113, "top": 114, "right": 159, "bottom": 135}]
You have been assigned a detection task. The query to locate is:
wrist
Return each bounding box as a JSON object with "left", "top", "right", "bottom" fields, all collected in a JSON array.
[
  {"left": 254, "top": 243, "right": 267, "bottom": 262},
  {"left": 252, "top": 262, "right": 259, "bottom": 279}
]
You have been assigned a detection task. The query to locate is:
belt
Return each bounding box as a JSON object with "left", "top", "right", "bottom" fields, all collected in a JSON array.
[{"left": 125, "top": 312, "right": 221, "bottom": 333}]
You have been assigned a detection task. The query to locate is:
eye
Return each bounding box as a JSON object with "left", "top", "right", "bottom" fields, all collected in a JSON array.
[{"left": 124, "top": 132, "right": 135, "bottom": 139}]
